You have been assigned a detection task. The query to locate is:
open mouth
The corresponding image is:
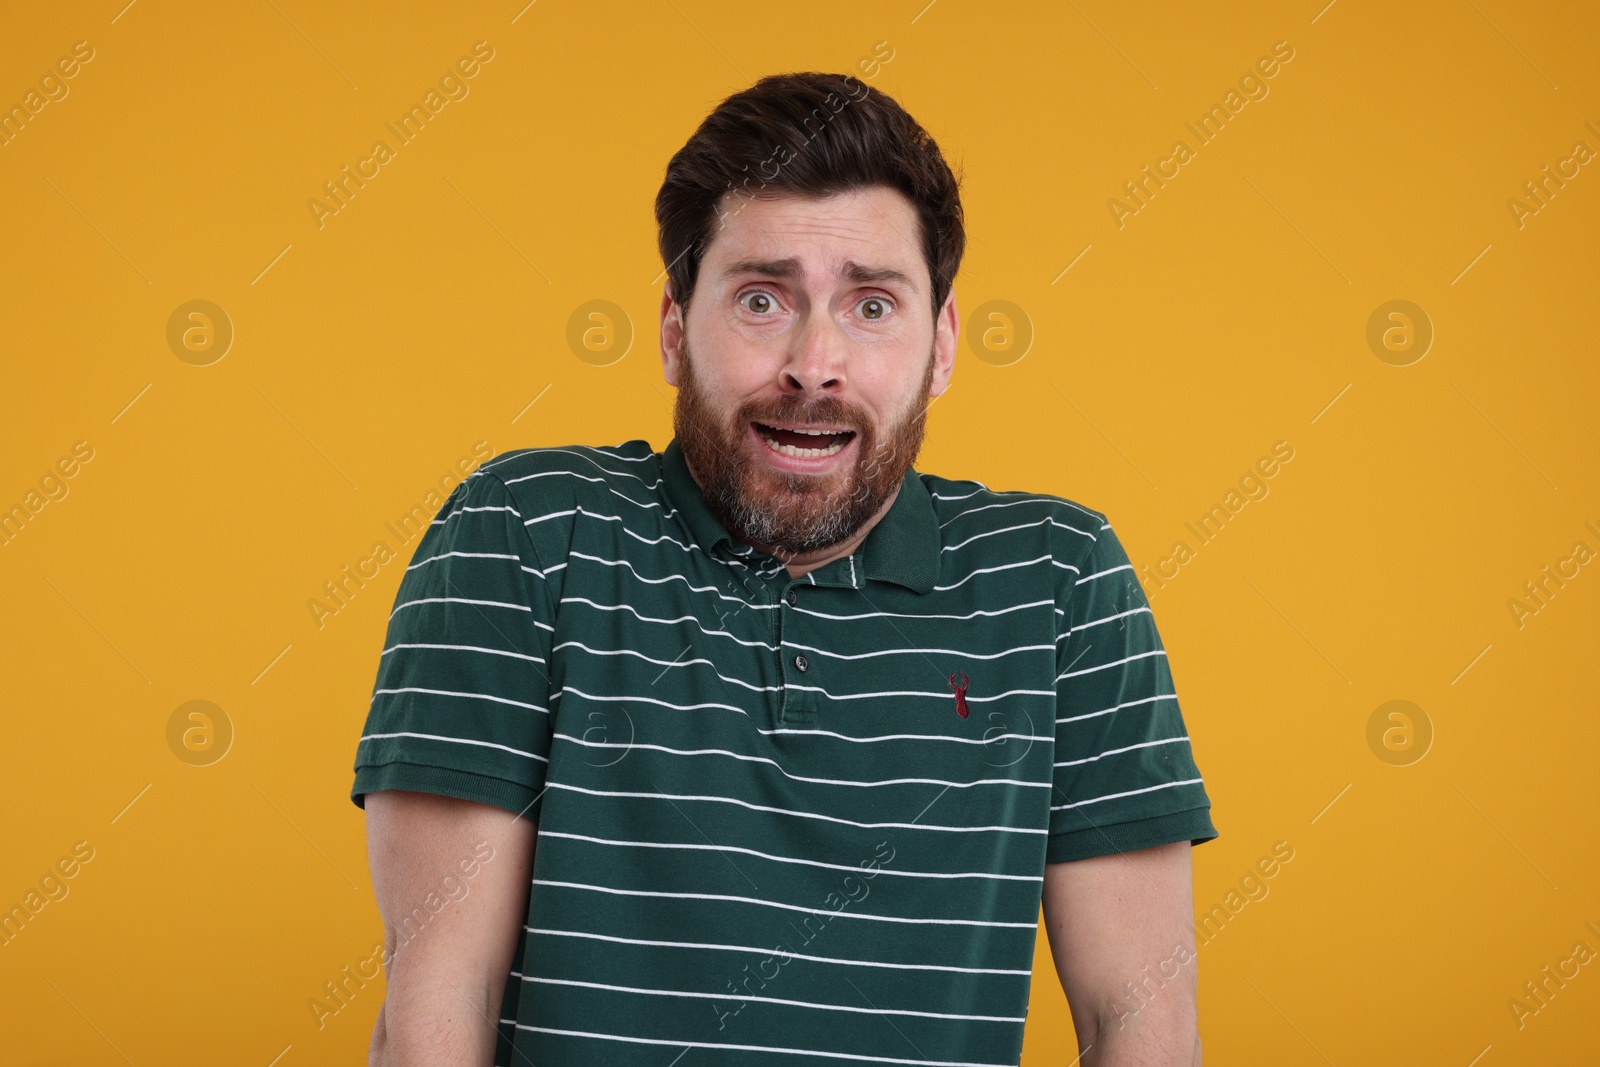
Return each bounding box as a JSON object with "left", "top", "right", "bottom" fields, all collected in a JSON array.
[{"left": 751, "top": 421, "right": 857, "bottom": 460}]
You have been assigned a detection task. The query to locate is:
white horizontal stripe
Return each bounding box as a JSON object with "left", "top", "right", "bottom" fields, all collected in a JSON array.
[
  {"left": 476, "top": 450, "right": 527, "bottom": 474},
  {"left": 358, "top": 730, "right": 547, "bottom": 761},
  {"left": 486, "top": 443, "right": 655, "bottom": 468},
  {"left": 533, "top": 507, "right": 767, "bottom": 579},
  {"left": 567, "top": 551, "right": 763, "bottom": 605},
  {"left": 1077, "top": 562, "right": 1133, "bottom": 584},
  {"left": 934, "top": 486, "right": 1104, "bottom": 526},
  {"left": 552, "top": 734, "right": 1048, "bottom": 791},
  {"left": 593, "top": 482, "right": 678, "bottom": 519},
  {"left": 1050, "top": 777, "right": 1204, "bottom": 811},
  {"left": 474, "top": 453, "right": 520, "bottom": 475},
  {"left": 498, "top": 465, "right": 661, "bottom": 493},
  {"left": 759, "top": 727, "right": 1052, "bottom": 745},
  {"left": 388, "top": 595, "right": 531, "bottom": 622},
  {"left": 563, "top": 509, "right": 693, "bottom": 555},
  {"left": 525, "top": 925, "right": 1033, "bottom": 975},
  {"left": 429, "top": 503, "right": 518, "bottom": 527},
  {"left": 406, "top": 549, "right": 520, "bottom": 573},
  {"left": 517, "top": 973, "right": 1025, "bottom": 1022},
  {"left": 380, "top": 641, "right": 545, "bottom": 665},
  {"left": 937, "top": 496, "right": 1051, "bottom": 526},
  {"left": 551, "top": 643, "right": 779, "bottom": 693},
  {"left": 552, "top": 556, "right": 1058, "bottom": 623},
  {"left": 559, "top": 684, "right": 749, "bottom": 716},
  {"left": 512, "top": 1023, "right": 1015, "bottom": 1067},
  {"left": 1069, "top": 605, "right": 1151, "bottom": 634},
  {"left": 1056, "top": 649, "right": 1167, "bottom": 682},
  {"left": 797, "top": 598, "right": 1052, "bottom": 622},
  {"left": 1056, "top": 693, "right": 1176, "bottom": 725},
  {"left": 536, "top": 830, "right": 1038, "bottom": 881},
  {"left": 531, "top": 878, "right": 1038, "bottom": 928},
  {"left": 1064, "top": 502, "right": 1108, "bottom": 523},
  {"left": 942, "top": 519, "right": 1048, "bottom": 553},
  {"left": 784, "top": 683, "right": 1055, "bottom": 703},
  {"left": 599, "top": 445, "right": 655, "bottom": 460},
  {"left": 1053, "top": 735, "right": 1191, "bottom": 768},
  {"left": 523, "top": 507, "right": 581, "bottom": 529},
  {"left": 933, "top": 554, "right": 1052, "bottom": 591},
  {"left": 942, "top": 517, "right": 1096, "bottom": 553},
  {"left": 371, "top": 686, "right": 549, "bottom": 714},
  {"left": 492, "top": 445, "right": 659, "bottom": 482},
  {"left": 938, "top": 494, "right": 1103, "bottom": 528},
  {"left": 558, "top": 597, "right": 777, "bottom": 650},
  {"left": 543, "top": 781, "right": 1046, "bottom": 835},
  {"left": 784, "top": 639, "right": 1054, "bottom": 662},
  {"left": 495, "top": 457, "right": 673, "bottom": 515}
]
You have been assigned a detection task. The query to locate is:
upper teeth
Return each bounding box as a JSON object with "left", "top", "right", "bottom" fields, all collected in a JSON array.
[{"left": 758, "top": 427, "right": 849, "bottom": 459}]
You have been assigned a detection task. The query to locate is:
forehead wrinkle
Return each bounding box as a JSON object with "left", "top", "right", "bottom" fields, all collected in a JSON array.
[
  {"left": 705, "top": 189, "right": 929, "bottom": 299},
  {"left": 755, "top": 217, "right": 887, "bottom": 245},
  {"left": 718, "top": 251, "right": 922, "bottom": 296},
  {"left": 720, "top": 224, "right": 922, "bottom": 293}
]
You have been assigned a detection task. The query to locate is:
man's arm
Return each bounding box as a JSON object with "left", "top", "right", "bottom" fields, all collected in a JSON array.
[
  {"left": 1041, "top": 841, "right": 1201, "bottom": 1067},
  {"left": 365, "top": 790, "right": 537, "bottom": 1067}
]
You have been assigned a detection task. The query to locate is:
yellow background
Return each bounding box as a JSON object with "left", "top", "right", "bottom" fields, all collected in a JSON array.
[{"left": 2, "top": 1, "right": 1596, "bottom": 1063}]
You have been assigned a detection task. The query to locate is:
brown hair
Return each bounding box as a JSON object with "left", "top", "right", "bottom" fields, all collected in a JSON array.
[{"left": 655, "top": 72, "right": 965, "bottom": 320}]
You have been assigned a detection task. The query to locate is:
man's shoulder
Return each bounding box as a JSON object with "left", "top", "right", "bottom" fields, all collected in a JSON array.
[
  {"left": 917, "top": 469, "right": 1109, "bottom": 550},
  {"left": 474, "top": 439, "right": 663, "bottom": 514}
]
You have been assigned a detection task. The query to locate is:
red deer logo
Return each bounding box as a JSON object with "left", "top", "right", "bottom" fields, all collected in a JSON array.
[{"left": 948, "top": 672, "right": 970, "bottom": 718}]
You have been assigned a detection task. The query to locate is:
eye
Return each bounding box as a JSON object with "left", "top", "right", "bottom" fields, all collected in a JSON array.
[
  {"left": 738, "top": 289, "right": 780, "bottom": 315},
  {"left": 857, "top": 295, "right": 892, "bottom": 321}
]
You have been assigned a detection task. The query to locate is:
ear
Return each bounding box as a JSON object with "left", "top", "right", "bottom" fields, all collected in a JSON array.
[
  {"left": 660, "top": 280, "right": 685, "bottom": 387},
  {"left": 928, "top": 286, "right": 958, "bottom": 398}
]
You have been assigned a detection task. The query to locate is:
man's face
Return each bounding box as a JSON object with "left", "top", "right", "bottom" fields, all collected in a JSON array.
[{"left": 661, "top": 185, "right": 957, "bottom": 559}]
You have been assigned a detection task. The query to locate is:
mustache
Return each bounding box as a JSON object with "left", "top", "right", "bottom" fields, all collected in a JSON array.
[{"left": 740, "top": 398, "right": 864, "bottom": 432}]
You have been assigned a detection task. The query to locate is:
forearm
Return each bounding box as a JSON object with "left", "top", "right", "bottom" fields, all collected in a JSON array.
[
  {"left": 370, "top": 971, "right": 506, "bottom": 1067},
  {"left": 1042, "top": 846, "right": 1203, "bottom": 1067},
  {"left": 1077, "top": 1005, "right": 1201, "bottom": 1067},
  {"left": 362, "top": 791, "right": 536, "bottom": 1067}
]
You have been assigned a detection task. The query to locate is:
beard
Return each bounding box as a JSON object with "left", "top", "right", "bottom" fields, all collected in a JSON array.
[{"left": 672, "top": 338, "right": 936, "bottom": 559}]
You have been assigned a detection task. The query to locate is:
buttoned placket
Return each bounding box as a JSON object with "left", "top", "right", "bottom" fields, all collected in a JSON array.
[
  {"left": 708, "top": 543, "right": 785, "bottom": 728},
  {"left": 768, "top": 550, "right": 864, "bottom": 726}
]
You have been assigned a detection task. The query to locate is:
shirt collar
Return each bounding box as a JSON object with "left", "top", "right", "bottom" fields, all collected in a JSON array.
[{"left": 661, "top": 436, "right": 940, "bottom": 595}]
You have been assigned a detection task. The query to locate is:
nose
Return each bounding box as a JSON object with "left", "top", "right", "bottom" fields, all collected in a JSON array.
[{"left": 780, "top": 311, "right": 847, "bottom": 394}]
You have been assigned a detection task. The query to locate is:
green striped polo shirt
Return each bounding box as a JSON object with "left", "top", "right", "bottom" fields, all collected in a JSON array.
[{"left": 350, "top": 436, "right": 1218, "bottom": 1067}]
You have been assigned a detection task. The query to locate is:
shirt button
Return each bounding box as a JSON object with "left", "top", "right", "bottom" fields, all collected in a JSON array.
[
  {"left": 785, "top": 589, "right": 798, "bottom": 607},
  {"left": 794, "top": 654, "right": 809, "bottom": 672}
]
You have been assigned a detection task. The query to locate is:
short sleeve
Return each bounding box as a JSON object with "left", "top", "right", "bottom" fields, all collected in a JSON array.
[
  {"left": 350, "top": 468, "right": 556, "bottom": 821},
  {"left": 1047, "top": 517, "right": 1218, "bottom": 863}
]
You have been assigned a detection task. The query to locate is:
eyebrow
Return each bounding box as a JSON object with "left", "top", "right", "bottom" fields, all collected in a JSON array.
[{"left": 719, "top": 256, "right": 921, "bottom": 296}]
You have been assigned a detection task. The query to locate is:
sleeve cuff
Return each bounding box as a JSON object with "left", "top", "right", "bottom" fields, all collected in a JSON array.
[
  {"left": 351, "top": 761, "right": 542, "bottom": 821},
  {"left": 1046, "top": 806, "right": 1218, "bottom": 864}
]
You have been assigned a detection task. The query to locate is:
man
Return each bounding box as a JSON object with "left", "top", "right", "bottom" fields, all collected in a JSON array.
[{"left": 353, "top": 72, "right": 1218, "bottom": 1066}]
